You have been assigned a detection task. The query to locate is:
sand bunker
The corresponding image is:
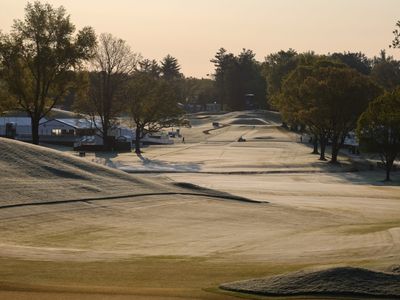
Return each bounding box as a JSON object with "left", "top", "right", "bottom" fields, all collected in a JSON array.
[{"left": 220, "top": 267, "right": 400, "bottom": 298}]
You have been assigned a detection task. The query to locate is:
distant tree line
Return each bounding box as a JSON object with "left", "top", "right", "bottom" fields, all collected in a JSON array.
[{"left": 211, "top": 48, "right": 400, "bottom": 113}]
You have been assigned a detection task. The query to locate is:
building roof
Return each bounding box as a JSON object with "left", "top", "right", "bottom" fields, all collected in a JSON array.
[
  {"left": 1, "top": 108, "right": 83, "bottom": 119},
  {"left": 0, "top": 108, "right": 96, "bottom": 128},
  {"left": 1, "top": 109, "right": 129, "bottom": 131},
  {"left": 0, "top": 116, "right": 35, "bottom": 126},
  {"left": 56, "top": 118, "right": 95, "bottom": 129}
]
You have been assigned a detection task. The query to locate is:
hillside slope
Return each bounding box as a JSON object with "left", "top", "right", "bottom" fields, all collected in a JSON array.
[
  {"left": 0, "top": 138, "right": 247, "bottom": 207},
  {"left": 0, "top": 138, "right": 173, "bottom": 206}
]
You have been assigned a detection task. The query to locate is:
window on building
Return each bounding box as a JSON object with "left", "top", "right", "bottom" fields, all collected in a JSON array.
[
  {"left": 77, "top": 128, "right": 96, "bottom": 136},
  {"left": 63, "top": 129, "right": 75, "bottom": 135},
  {"left": 51, "top": 129, "right": 62, "bottom": 136}
]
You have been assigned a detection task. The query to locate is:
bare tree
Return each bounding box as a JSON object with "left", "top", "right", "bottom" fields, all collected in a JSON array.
[{"left": 80, "top": 33, "right": 140, "bottom": 148}]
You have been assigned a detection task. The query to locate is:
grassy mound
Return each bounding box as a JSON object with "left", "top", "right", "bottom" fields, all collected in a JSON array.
[
  {"left": 220, "top": 267, "right": 400, "bottom": 298},
  {"left": 0, "top": 138, "right": 255, "bottom": 207},
  {"left": 0, "top": 138, "right": 170, "bottom": 206}
]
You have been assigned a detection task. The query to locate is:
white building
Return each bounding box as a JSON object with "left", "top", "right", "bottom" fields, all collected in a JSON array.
[
  {"left": 0, "top": 109, "right": 132, "bottom": 146},
  {"left": 0, "top": 108, "right": 174, "bottom": 148}
]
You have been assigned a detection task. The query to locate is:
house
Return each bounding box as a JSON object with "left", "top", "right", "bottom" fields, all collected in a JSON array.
[
  {"left": 40, "top": 118, "right": 97, "bottom": 145},
  {"left": 0, "top": 109, "right": 126, "bottom": 147}
]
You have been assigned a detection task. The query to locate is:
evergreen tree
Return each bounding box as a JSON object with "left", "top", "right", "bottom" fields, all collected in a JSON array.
[{"left": 160, "top": 55, "right": 182, "bottom": 80}]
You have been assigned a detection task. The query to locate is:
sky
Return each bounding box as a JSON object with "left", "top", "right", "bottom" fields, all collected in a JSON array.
[{"left": 1, "top": 0, "right": 399, "bottom": 78}]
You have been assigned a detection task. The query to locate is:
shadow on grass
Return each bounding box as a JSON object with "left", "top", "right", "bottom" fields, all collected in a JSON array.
[
  {"left": 93, "top": 152, "right": 119, "bottom": 168},
  {"left": 299, "top": 141, "right": 400, "bottom": 186},
  {"left": 134, "top": 152, "right": 202, "bottom": 173}
]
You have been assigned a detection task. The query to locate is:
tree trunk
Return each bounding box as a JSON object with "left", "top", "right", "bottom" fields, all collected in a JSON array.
[
  {"left": 102, "top": 123, "right": 111, "bottom": 150},
  {"left": 135, "top": 127, "right": 141, "bottom": 154},
  {"left": 330, "top": 137, "right": 339, "bottom": 164},
  {"left": 331, "top": 148, "right": 339, "bottom": 163},
  {"left": 385, "top": 167, "right": 391, "bottom": 182},
  {"left": 31, "top": 117, "right": 40, "bottom": 145},
  {"left": 385, "top": 158, "right": 394, "bottom": 181},
  {"left": 319, "top": 135, "right": 326, "bottom": 161},
  {"left": 312, "top": 135, "right": 319, "bottom": 154}
]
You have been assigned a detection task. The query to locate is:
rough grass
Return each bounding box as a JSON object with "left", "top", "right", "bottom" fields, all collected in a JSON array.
[
  {"left": 0, "top": 257, "right": 310, "bottom": 300},
  {"left": 220, "top": 267, "right": 400, "bottom": 298}
]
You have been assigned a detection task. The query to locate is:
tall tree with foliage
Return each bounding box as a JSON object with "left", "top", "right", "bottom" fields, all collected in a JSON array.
[
  {"left": 280, "top": 60, "right": 380, "bottom": 162},
  {"left": 238, "top": 49, "right": 266, "bottom": 109},
  {"left": 211, "top": 48, "right": 229, "bottom": 109},
  {"left": 138, "top": 58, "right": 161, "bottom": 78},
  {"left": 179, "top": 77, "right": 216, "bottom": 107},
  {"left": 212, "top": 48, "right": 246, "bottom": 110},
  {"left": 77, "top": 33, "right": 140, "bottom": 148},
  {"left": 302, "top": 65, "right": 380, "bottom": 163},
  {"left": 0, "top": 80, "right": 15, "bottom": 114},
  {"left": 160, "top": 54, "right": 184, "bottom": 103},
  {"left": 330, "top": 52, "right": 371, "bottom": 75},
  {"left": 271, "top": 52, "right": 320, "bottom": 151},
  {"left": 221, "top": 53, "right": 242, "bottom": 110},
  {"left": 263, "top": 49, "right": 298, "bottom": 109},
  {"left": 160, "top": 55, "right": 182, "bottom": 80},
  {"left": 371, "top": 50, "right": 400, "bottom": 91},
  {"left": 357, "top": 89, "right": 400, "bottom": 181},
  {"left": 125, "top": 74, "right": 185, "bottom": 153},
  {"left": 211, "top": 48, "right": 266, "bottom": 110},
  {"left": 280, "top": 62, "right": 331, "bottom": 159},
  {"left": 0, "top": 1, "right": 96, "bottom": 144}
]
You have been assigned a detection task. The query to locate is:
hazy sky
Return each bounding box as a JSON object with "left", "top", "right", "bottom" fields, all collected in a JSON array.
[{"left": 1, "top": 0, "right": 399, "bottom": 78}]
